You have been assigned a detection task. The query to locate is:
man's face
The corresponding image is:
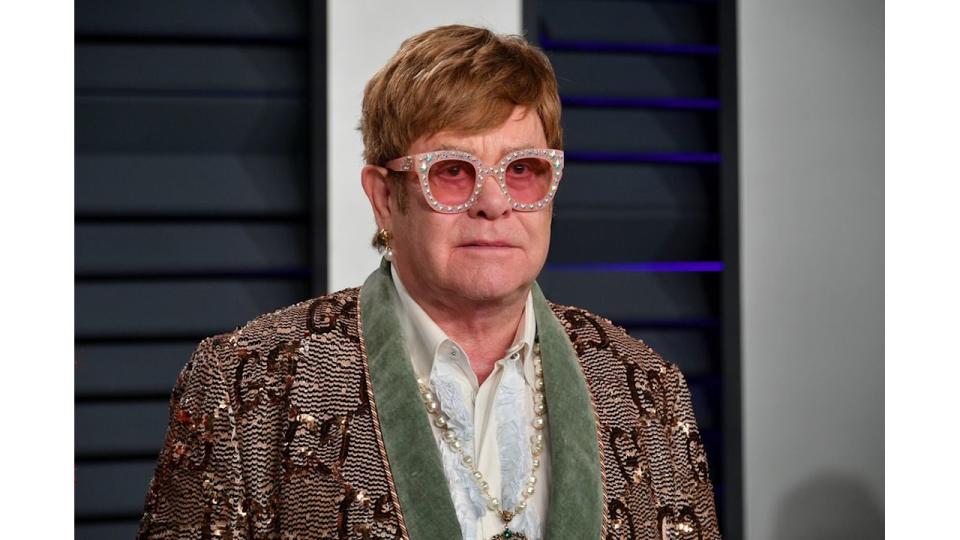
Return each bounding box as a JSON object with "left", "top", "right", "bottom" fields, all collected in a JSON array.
[{"left": 387, "top": 105, "right": 553, "bottom": 306}]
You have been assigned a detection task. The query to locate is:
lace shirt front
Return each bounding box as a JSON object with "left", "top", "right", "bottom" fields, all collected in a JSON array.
[{"left": 390, "top": 266, "right": 550, "bottom": 540}]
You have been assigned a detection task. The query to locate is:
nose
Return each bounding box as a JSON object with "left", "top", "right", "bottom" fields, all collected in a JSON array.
[{"left": 467, "top": 171, "right": 511, "bottom": 219}]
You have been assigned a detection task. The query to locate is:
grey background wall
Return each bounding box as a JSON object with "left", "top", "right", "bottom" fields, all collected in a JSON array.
[{"left": 738, "top": 1, "right": 884, "bottom": 538}]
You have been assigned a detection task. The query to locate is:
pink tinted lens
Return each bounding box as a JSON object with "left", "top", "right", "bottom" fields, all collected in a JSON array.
[
  {"left": 428, "top": 159, "right": 477, "bottom": 205},
  {"left": 504, "top": 157, "right": 554, "bottom": 204}
]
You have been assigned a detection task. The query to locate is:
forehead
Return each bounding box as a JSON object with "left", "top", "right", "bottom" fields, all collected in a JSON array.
[{"left": 410, "top": 106, "right": 547, "bottom": 155}]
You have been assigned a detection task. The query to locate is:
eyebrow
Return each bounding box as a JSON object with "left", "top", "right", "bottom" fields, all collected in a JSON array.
[{"left": 435, "top": 143, "right": 539, "bottom": 156}]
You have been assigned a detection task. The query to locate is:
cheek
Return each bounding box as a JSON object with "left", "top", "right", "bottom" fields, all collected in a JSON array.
[
  {"left": 527, "top": 214, "right": 552, "bottom": 250},
  {"left": 400, "top": 215, "right": 457, "bottom": 259}
]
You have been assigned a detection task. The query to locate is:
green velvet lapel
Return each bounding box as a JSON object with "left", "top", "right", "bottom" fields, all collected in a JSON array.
[
  {"left": 532, "top": 282, "right": 604, "bottom": 540},
  {"left": 359, "top": 261, "right": 603, "bottom": 539},
  {"left": 360, "top": 260, "right": 462, "bottom": 539}
]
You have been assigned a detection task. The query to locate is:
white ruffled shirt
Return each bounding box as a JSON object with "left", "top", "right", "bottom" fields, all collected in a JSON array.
[{"left": 391, "top": 265, "right": 550, "bottom": 540}]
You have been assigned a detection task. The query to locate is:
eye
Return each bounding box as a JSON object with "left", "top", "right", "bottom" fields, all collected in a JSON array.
[
  {"left": 435, "top": 163, "right": 469, "bottom": 178},
  {"left": 507, "top": 158, "right": 548, "bottom": 178},
  {"left": 510, "top": 162, "right": 530, "bottom": 175}
]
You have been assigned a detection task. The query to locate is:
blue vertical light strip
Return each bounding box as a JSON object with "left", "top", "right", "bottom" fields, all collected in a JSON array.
[
  {"left": 532, "top": 3, "right": 734, "bottom": 536},
  {"left": 562, "top": 96, "right": 721, "bottom": 110},
  {"left": 565, "top": 151, "right": 722, "bottom": 164},
  {"left": 540, "top": 35, "right": 720, "bottom": 56},
  {"left": 615, "top": 317, "right": 720, "bottom": 329},
  {"left": 536, "top": 10, "right": 721, "bottom": 57},
  {"left": 546, "top": 261, "right": 725, "bottom": 272}
]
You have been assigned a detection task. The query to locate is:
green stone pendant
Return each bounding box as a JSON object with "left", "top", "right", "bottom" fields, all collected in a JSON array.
[{"left": 491, "top": 528, "right": 527, "bottom": 540}]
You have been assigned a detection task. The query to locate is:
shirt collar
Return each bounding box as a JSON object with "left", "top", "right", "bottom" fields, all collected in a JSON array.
[{"left": 390, "top": 263, "right": 537, "bottom": 388}]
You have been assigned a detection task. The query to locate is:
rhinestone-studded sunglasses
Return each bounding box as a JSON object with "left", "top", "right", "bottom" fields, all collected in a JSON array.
[{"left": 383, "top": 148, "right": 564, "bottom": 213}]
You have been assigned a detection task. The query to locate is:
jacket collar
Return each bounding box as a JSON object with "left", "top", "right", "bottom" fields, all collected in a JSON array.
[{"left": 359, "top": 259, "right": 603, "bottom": 539}]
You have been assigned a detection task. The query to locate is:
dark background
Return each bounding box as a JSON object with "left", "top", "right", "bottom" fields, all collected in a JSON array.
[{"left": 75, "top": 1, "right": 740, "bottom": 538}]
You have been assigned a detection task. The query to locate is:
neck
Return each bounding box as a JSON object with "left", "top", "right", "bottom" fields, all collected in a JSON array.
[
  {"left": 396, "top": 268, "right": 529, "bottom": 385},
  {"left": 431, "top": 298, "right": 526, "bottom": 386}
]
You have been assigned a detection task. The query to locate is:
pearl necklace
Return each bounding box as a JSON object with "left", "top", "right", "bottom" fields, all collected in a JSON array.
[{"left": 416, "top": 341, "right": 547, "bottom": 540}]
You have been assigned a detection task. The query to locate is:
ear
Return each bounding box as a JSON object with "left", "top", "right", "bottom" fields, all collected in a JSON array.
[{"left": 361, "top": 165, "right": 395, "bottom": 230}]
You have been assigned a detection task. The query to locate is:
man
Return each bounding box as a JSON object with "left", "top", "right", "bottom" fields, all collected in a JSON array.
[{"left": 138, "top": 25, "right": 721, "bottom": 540}]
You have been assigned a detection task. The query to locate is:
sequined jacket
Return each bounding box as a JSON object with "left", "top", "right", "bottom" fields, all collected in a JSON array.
[{"left": 137, "top": 261, "right": 721, "bottom": 540}]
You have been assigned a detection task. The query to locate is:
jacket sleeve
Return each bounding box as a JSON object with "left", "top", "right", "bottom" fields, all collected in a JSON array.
[
  {"left": 667, "top": 362, "right": 723, "bottom": 539},
  {"left": 137, "top": 336, "right": 246, "bottom": 540}
]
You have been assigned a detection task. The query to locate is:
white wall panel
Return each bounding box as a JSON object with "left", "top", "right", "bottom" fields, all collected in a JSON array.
[{"left": 739, "top": 1, "right": 884, "bottom": 538}]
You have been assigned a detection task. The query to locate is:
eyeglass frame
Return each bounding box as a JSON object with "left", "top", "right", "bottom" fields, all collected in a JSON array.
[{"left": 382, "top": 148, "right": 565, "bottom": 214}]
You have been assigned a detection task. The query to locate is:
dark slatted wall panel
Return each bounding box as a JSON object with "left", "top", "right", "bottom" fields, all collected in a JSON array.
[
  {"left": 526, "top": 1, "right": 739, "bottom": 536},
  {"left": 74, "top": 2, "right": 310, "bottom": 538}
]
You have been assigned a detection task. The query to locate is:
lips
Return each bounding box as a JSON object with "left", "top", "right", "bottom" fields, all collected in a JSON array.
[{"left": 460, "top": 240, "right": 517, "bottom": 248}]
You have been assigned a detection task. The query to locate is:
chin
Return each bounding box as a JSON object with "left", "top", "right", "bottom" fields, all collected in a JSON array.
[{"left": 448, "top": 266, "right": 532, "bottom": 303}]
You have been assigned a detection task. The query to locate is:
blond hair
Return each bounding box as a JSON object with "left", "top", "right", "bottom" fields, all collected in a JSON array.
[{"left": 360, "top": 25, "right": 563, "bottom": 169}]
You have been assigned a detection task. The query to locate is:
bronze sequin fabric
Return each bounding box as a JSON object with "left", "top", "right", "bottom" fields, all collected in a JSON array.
[{"left": 137, "top": 287, "right": 720, "bottom": 539}]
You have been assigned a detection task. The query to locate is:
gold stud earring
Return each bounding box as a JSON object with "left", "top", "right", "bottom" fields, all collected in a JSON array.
[{"left": 373, "top": 228, "right": 394, "bottom": 261}]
